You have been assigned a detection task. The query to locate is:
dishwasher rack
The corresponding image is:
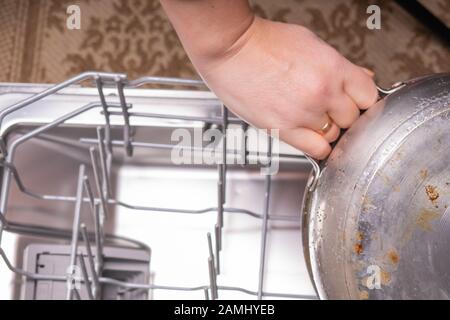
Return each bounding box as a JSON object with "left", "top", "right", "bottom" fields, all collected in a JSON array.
[{"left": 0, "top": 72, "right": 316, "bottom": 300}]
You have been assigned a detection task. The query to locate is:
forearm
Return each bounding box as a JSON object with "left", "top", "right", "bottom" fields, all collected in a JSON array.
[{"left": 160, "top": 0, "right": 255, "bottom": 65}]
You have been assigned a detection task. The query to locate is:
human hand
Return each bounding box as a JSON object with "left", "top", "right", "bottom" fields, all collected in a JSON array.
[
  {"left": 160, "top": 0, "right": 378, "bottom": 159},
  {"left": 191, "top": 17, "right": 378, "bottom": 159}
]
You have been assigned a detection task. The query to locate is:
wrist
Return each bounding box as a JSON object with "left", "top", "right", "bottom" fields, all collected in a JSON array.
[
  {"left": 161, "top": 0, "right": 255, "bottom": 64},
  {"left": 191, "top": 14, "right": 259, "bottom": 71},
  {"left": 191, "top": 13, "right": 256, "bottom": 64}
]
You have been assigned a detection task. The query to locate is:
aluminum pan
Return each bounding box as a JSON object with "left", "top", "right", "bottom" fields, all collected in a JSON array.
[{"left": 304, "top": 73, "right": 450, "bottom": 299}]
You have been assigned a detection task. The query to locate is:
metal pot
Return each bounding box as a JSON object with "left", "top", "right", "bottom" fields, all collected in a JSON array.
[{"left": 302, "top": 73, "right": 450, "bottom": 299}]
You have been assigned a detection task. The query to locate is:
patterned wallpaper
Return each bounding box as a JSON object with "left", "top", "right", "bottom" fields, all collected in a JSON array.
[{"left": 0, "top": 0, "right": 448, "bottom": 87}]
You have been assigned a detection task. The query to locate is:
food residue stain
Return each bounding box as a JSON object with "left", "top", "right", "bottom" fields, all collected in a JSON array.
[
  {"left": 356, "top": 231, "right": 364, "bottom": 242},
  {"left": 362, "top": 195, "right": 369, "bottom": 204},
  {"left": 354, "top": 232, "right": 364, "bottom": 255},
  {"left": 416, "top": 208, "right": 441, "bottom": 231},
  {"left": 425, "top": 185, "right": 439, "bottom": 202},
  {"left": 359, "top": 290, "right": 369, "bottom": 300},
  {"left": 420, "top": 169, "right": 428, "bottom": 180},
  {"left": 380, "top": 270, "right": 391, "bottom": 286},
  {"left": 387, "top": 249, "right": 399, "bottom": 265},
  {"left": 362, "top": 195, "right": 377, "bottom": 212},
  {"left": 354, "top": 243, "right": 363, "bottom": 255},
  {"left": 382, "top": 174, "right": 391, "bottom": 185}
]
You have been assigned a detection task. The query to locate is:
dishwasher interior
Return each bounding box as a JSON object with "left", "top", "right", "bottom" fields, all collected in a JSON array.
[{"left": 0, "top": 72, "right": 317, "bottom": 300}]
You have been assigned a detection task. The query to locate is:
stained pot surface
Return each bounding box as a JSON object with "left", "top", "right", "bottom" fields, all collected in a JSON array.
[{"left": 305, "top": 73, "right": 450, "bottom": 299}]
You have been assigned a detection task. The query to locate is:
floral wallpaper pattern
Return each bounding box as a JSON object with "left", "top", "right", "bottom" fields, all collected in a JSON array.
[{"left": 0, "top": 0, "right": 448, "bottom": 87}]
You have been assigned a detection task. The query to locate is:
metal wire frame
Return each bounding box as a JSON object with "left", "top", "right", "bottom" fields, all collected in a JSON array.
[
  {"left": 0, "top": 144, "right": 305, "bottom": 221},
  {"left": 0, "top": 72, "right": 315, "bottom": 300}
]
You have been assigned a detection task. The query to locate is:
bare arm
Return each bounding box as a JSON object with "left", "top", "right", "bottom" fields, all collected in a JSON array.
[{"left": 160, "top": 0, "right": 254, "bottom": 63}]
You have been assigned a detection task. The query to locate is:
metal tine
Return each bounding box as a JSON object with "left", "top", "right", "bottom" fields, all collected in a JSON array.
[
  {"left": 0, "top": 211, "right": 7, "bottom": 228},
  {"left": 213, "top": 105, "right": 227, "bottom": 262},
  {"left": 221, "top": 105, "right": 228, "bottom": 203},
  {"left": 0, "top": 140, "right": 7, "bottom": 158},
  {"left": 78, "top": 253, "right": 94, "bottom": 300},
  {"left": 67, "top": 165, "right": 85, "bottom": 300},
  {"left": 80, "top": 223, "right": 101, "bottom": 299},
  {"left": 82, "top": 176, "right": 104, "bottom": 279},
  {"left": 257, "top": 137, "right": 273, "bottom": 300},
  {"left": 73, "top": 288, "right": 82, "bottom": 300},
  {"left": 0, "top": 211, "right": 7, "bottom": 240},
  {"left": 92, "top": 203, "right": 104, "bottom": 277},
  {"left": 207, "top": 232, "right": 218, "bottom": 299},
  {"left": 204, "top": 288, "right": 210, "bottom": 300},
  {"left": 207, "top": 232, "right": 214, "bottom": 268},
  {"left": 242, "top": 123, "right": 249, "bottom": 165},
  {"left": 217, "top": 165, "right": 224, "bottom": 230},
  {"left": 207, "top": 258, "right": 216, "bottom": 300},
  {"left": 96, "top": 128, "right": 112, "bottom": 198},
  {"left": 215, "top": 167, "right": 224, "bottom": 275},
  {"left": 115, "top": 77, "right": 133, "bottom": 157},
  {"left": 214, "top": 224, "right": 221, "bottom": 275},
  {"left": 89, "top": 145, "right": 109, "bottom": 222},
  {"left": 95, "top": 76, "right": 113, "bottom": 154},
  {"left": 83, "top": 176, "right": 96, "bottom": 214}
]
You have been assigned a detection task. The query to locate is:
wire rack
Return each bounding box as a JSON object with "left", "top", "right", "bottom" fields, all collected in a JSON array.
[{"left": 0, "top": 72, "right": 316, "bottom": 300}]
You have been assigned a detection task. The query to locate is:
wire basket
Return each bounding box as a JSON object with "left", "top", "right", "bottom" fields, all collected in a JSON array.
[{"left": 0, "top": 72, "right": 316, "bottom": 300}]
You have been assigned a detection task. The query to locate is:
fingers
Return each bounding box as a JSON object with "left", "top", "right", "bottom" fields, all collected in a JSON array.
[
  {"left": 280, "top": 127, "right": 331, "bottom": 160},
  {"left": 343, "top": 64, "right": 378, "bottom": 110},
  {"left": 327, "top": 93, "right": 360, "bottom": 129},
  {"left": 300, "top": 112, "right": 339, "bottom": 142},
  {"left": 299, "top": 111, "right": 333, "bottom": 132}
]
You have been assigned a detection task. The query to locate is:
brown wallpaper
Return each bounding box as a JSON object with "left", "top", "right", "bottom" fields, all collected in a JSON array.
[{"left": 0, "top": 0, "right": 449, "bottom": 87}]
